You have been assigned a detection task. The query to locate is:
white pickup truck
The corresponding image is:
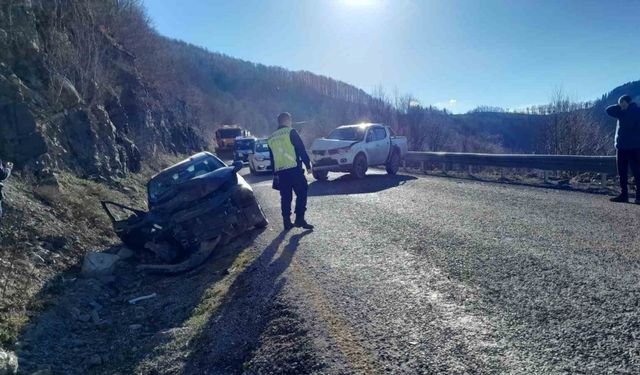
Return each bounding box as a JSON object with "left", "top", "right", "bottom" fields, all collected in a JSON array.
[{"left": 310, "top": 123, "right": 408, "bottom": 181}]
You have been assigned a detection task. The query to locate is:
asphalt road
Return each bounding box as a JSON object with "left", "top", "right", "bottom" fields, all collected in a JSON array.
[{"left": 196, "top": 167, "right": 640, "bottom": 374}]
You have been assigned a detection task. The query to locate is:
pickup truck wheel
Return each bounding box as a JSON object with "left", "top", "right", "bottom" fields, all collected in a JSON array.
[
  {"left": 351, "top": 153, "right": 368, "bottom": 179},
  {"left": 386, "top": 150, "right": 401, "bottom": 175},
  {"left": 312, "top": 170, "right": 328, "bottom": 181}
]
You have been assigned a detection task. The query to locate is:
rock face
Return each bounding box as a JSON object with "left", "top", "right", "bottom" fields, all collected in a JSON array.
[
  {"left": 0, "top": 1, "right": 206, "bottom": 178},
  {"left": 0, "top": 349, "right": 18, "bottom": 375},
  {"left": 81, "top": 252, "right": 119, "bottom": 277}
]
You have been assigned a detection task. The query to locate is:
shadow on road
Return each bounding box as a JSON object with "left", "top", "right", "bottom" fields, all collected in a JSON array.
[
  {"left": 241, "top": 170, "right": 273, "bottom": 185},
  {"left": 181, "top": 229, "right": 313, "bottom": 374},
  {"left": 308, "top": 173, "right": 417, "bottom": 196}
]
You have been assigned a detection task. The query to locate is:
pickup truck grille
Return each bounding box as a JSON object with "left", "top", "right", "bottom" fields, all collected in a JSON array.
[
  {"left": 312, "top": 150, "right": 326, "bottom": 156},
  {"left": 314, "top": 158, "right": 338, "bottom": 167}
]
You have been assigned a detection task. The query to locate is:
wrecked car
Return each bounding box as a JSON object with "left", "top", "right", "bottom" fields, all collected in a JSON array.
[{"left": 102, "top": 152, "right": 268, "bottom": 274}]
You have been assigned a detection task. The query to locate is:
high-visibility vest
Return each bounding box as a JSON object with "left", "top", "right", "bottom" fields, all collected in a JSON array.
[{"left": 268, "top": 127, "right": 298, "bottom": 172}]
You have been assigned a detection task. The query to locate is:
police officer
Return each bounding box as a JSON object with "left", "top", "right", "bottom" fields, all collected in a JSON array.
[
  {"left": 268, "top": 112, "right": 314, "bottom": 230},
  {"left": 0, "top": 160, "right": 13, "bottom": 220}
]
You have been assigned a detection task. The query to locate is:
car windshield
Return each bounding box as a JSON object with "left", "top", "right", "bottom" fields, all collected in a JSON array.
[
  {"left": 255, "top": 142, "right": 269, "bottom": 152},
  {"left": 148, "top": 156, "right": 226, "bottom": 202},
  {"left": 235, "top": 139, "right": 255, "bottom": 150},
  {"left": 327, "top": 126, "right": 366, "bottom": 141},
  {"left": 217, "top": 128, "right": 242, "bottom": 138}
]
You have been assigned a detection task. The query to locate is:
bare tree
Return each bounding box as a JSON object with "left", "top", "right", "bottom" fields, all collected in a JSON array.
[
  {"left": 536, "top": 88, "right": 611, "bottom": 155},
  {"left": 369, "top": 85, "right": 397, "bottom": 129}
]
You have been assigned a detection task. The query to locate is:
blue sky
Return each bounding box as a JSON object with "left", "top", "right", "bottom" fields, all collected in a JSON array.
[{"left": 144, "top": 0, "right": 640, "bottom": 113}]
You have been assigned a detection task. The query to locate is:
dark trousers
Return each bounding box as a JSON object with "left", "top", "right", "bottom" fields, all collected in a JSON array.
[
  {"left": 277, "top": 168, "right": 308, "bottom": 220},
  {"left": 617, "top": 149, "right": 640, "bottom": 196}
]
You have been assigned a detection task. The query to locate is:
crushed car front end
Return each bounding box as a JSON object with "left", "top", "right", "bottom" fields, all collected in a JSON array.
[
  {"left": 165, "top": 171, "right": 266, "bottom": 248},
  {"left": 102, "top": 152, "right": 267, "bottom": 273}
]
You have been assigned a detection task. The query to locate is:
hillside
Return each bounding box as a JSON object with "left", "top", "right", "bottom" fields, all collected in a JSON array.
[
  {"left": 451, "top": 81, "right": 640, "bottom": 154},
  {"left": 144, "top": 39, "right": 377, "bottom": 142},
  {"left": 0, "top": 0, "right": 388, "bottom": 180},
  {"left": 0, "top": 0, "right": 207, "bottom": 178},
  {"left": 451, "top": 112, "right": 548, "bottom": 152}
]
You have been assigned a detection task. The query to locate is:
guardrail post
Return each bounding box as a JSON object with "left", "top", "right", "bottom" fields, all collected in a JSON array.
[
  {"left": 442, "top": 162, "right": 447, "bottom": 174},
  {"left": 601, "top": 173, "right": 607, "bottom": 185},
  {"left": 403, "top": 160, "right": 407, "bottom": 172},
  {"left": 543, "top": 171, "right": 549, "bottom": 183},
  {"left": 467, "top": 165, "right": 472, "bottom": 176},
  {"left": 420, "top": 161, "right": 425, "bottom": 173}
]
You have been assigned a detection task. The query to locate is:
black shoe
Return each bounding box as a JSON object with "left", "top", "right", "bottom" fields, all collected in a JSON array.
[
  {"left": 294, "top": 220, "right": 314, "bottom": 230},
  {"left": 283, "top": 218, "right": 294, "bottom": 230},
  {"left": 610, "top": 194, "right": 629, "bottom": 203}
]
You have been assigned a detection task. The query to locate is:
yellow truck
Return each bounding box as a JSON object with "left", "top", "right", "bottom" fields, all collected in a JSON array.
[{"left": 215, "top": 125, "right": 250, "bottom": 151}]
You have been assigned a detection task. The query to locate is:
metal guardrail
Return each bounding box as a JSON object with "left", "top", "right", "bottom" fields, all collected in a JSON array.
[{"left": 405, "top": 151, "right": 617, "bottom": 180}]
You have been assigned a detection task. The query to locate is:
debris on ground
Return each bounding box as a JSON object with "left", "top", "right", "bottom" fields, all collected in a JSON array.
[
  {"left": 81, "top": 252, "right": 119, "bottom": 277},
  {"left": 128, "top": 293, "right": 157, "bottom": 305}
]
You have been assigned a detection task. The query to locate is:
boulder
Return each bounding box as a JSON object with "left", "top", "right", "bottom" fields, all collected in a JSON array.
[
  {"left": 116, "top": 247, "right": 134, "bottom": 260},
  {"left": 0, "top": 349, "right": 18, "bottom": 375},
  {"left": 33, "top": 170, "right": 63, "bottom": 200},
  {"left": 81, "top": 252, "right": 119, "bottom": 277}
]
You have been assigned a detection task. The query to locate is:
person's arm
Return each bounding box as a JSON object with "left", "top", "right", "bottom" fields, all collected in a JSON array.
[
  {"left": 0, "top": 163, "right": 9, "bottom": 181},
  {"left": 290, "top": 129, "right": 311, "bottom": 170},
  {"left": 606, "top": 104, "right": 622, "bottom": 119}
]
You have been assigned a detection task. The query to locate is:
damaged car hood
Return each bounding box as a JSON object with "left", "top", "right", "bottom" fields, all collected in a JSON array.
[
  {"left": 150, "top": 166, "right": 237, "bottom": 212},
  {"left": 311, "top": 138, "right": 360, "bottom": 152}
]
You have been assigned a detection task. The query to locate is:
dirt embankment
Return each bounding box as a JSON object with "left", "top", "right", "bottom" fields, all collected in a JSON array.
[{"left": 0, "top": 156, "right": 182, "bottom": 353}]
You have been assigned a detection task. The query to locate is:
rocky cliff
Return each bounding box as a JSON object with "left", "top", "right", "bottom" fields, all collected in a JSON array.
[{"left": 0, "top": 0, "right": 206, "bottom": 179}]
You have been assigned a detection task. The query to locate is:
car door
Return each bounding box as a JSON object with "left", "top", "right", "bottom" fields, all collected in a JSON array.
[
  {"left": 364, "top": 127, "right": 379, "bottom": 165},
  {"left": 368, "top": 126, "right": 388, "bottom": 165},
  {"left": 375, "top": 126, "right": 391, "bottom": 164}
]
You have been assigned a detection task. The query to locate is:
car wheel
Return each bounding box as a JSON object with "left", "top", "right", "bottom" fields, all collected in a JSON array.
[
  {"left": 351, "top": 153, "right": 368, "bottom": 179},
  {"left": 386, "top": 150, "right": 401, "bottom": 175},
  {"left": 312, "top": 170, "right": 329, "bottom": 181}
]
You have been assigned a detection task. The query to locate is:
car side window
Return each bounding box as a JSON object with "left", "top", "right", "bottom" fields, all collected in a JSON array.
[
  {"left": 366, "top": 129, "right": 375, "bottom": 142},
  {"left": 373, "top": 127, "right": 386, "bottom": 141}
]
